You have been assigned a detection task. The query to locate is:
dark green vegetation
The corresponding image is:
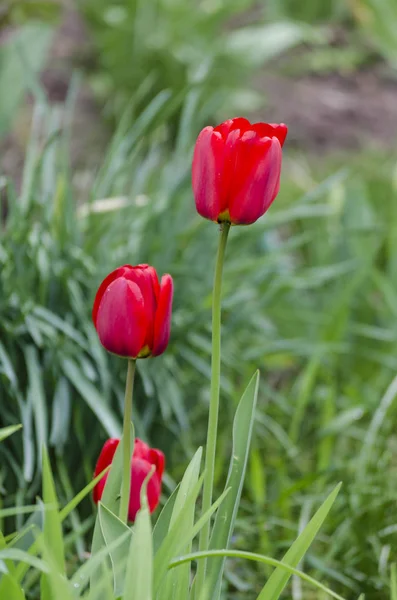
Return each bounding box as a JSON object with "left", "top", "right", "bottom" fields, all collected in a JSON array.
[{"left": 1, "top": 0, "right": 397, "bottom": 597}]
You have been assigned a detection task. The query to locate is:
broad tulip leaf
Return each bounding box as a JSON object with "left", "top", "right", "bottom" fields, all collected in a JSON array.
[
  {"left": 71, "top": 531, "right": 130, "bottom": 596},
  {"left": 98, "top": 504, "right": 131, "bottom": 596},
  {"left": 0, "top": 572, "right": 25, "bottom": 600},
  {"left": 162, "top": 448, "right": 202, "bottom": 600},
  {"left": 153, "top": 475, "right": 229, "bottom": 597},
  {"left": 123, "top": 480, "right": 153, "bottom": 600},
  {"left": 257, "top": 483, "right": 342, "bottom": 600},
  {"left": 152, "top": 485, "right": 179, "bottom": 553},
  {"left": 204, "top": 371, "right": 259, "bottom": 600},
  {"left": 90, "top": 425, "right": 134, "bottom": 592}
]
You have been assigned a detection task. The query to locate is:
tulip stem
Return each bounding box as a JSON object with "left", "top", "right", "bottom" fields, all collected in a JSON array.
[
  {"left": 196, "top": 221, "right": 230, "bottom": 595},
  {"left": 119, "top": 358, "right": 136, "bottom": 523}
]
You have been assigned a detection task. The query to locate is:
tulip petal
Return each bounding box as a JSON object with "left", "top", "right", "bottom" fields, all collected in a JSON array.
[
  {"left": 149, "top": 448, "right": 165, "bottom": 478},
  {"left": 133, "top": 438, "right": 151, "bottom": 460},
  {"left": 192, "top": 127, "right": 226, "bottom": 221},
  {"left": 229, "top": 136, "right": 282, "bottom": 225},
  {"left": 124, "top": 265, "right": 159, "bottom": 348},
  {"left": 270, "top": 123, "right": 288, "bottom": 147},
  {"left": 96, "top": 278, "right": 148, "bottom": 358},
  {"left": 214, "top": 117, "right": 250, "bottom": 139},
  {"left": 252, "top": 123, "right": 288, "bottom": 147},
  {"left": 128, "top": 458, "right": 162, "bottom": 521},
  {"left": 92, "top": 265, "right": 132, "bottom": 326},
  {"left": 93, "top": 438, "right": 120, "bottom": 503},
  {"left": 152, "top": 274, "right": 173, "bottom": 356}
]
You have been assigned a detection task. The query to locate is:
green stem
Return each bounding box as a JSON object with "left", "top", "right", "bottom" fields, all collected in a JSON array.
[
  {"left": 119, "top": 359, "right": 136, "bottom": 523},
  {"left": 196, "top": 222, "right": 230, "bottom": 596}
]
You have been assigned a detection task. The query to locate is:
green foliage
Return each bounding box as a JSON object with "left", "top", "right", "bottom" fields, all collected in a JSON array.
[
  {"left": 80, "top": 0, "right": 308, "bottom": 127},
  {"left": 2, "top": 0, "right": 397, "bottom": 595},
  {"left": 0, "top": 23, "right": 53, "bottom": 135},
  {"left": 2, "top": 89, "right": 397, "bottom": 597}
]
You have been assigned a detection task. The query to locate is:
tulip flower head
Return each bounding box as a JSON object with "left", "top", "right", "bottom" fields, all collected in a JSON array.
[
  {"left": 93, "top": 437, "right": 165, "bottom": 521},
  {"left": 92, "top": 264, "right": 173, "bottom": 359},
  {"left": 192, "top": 117, "right": 287, "bottom": 225}
]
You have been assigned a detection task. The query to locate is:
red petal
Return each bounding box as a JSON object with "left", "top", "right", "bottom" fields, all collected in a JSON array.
[
  {"left": 124, "top": 266, "right": 159, "bottom": 348},
  {"left": 133, "top": 438, "right": 151, "bottom": 460},
  {"left": 252, "top": 123, "right": 288, "bottom": 147},
  {"left": 96, "top": 278, "right": 148, "bottom": 358},
  {"left": 152, "top": 274, "right": 173, "bottom": 356},
  {"left": 229, "top": 136, "right": 282, "bottom": 225},
  {"left": 270, "top": 123, "right": 288, "bottom": 147},
  {"left": 92, "top": 265, "right": 133, "bottom": 326},
  {"left": 128, "top": 458, "right": 162, "bottom": 521},
  {"left": 214, "top": 117, "right": 251, "bottom": 140},
  {"left": 192, "top": 127, "right": 225, "bottom": 221},
  {"left": 149, "top": 448, "right": 165, "bottom": 478},
  {"left": 93, "top": 438, "right": 120, "bottom": 503},
  {"left": 220, "top": 128, "right": 241, "bottom": 211}
]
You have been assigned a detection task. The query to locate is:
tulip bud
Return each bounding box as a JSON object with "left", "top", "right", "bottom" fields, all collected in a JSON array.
[
  {"left": 192, "top": 117, "right": 287, "bottom": 225},
  {"left": 92, "top": 264, "right": 173, "bottom": 359},
  {"left": 93, "top": 437, "right": 165, "bottom": 521}
]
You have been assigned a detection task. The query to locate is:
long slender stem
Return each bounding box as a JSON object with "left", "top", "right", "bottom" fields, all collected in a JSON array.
[
  {"left": 119, "top": 358, "right": 136, "bottom": 523},
  {"left": 196, "top": 222, "right": 230, "bottom": 595}
]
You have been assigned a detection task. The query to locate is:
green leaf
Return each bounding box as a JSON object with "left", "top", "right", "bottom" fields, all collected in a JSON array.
[
  {"left": 62, "top": 358, "right": 121, "bottom": 438},
  {"left": 59, "top": 466, "right": 111, "bottom": 523},
  {"left": 153, "top": 476, "right": 229, "bottom": 597},
  {"left": 0, "top": 342, "right": 18, "bottom": 391},
  {"left": 71, "top": 530, "right": 131, "bottom": 594},
  {"left": 169, "top": 549, "right": 346, "bottom": 600},
  {"left": 0, "top": 23, "right": 53, "bottom": 135},
  {"left": 162, "top": 448, "right": 202, "bottom": 600},
  {"left": 152, "top": 485, "right": 178, "bottom": 553},
  {"left": 123, "top": 473, "right": 154, "bottom": 600},
  {"left": 205, "top": 371, "right": 259, "bottom": 600},
  {"left": 225, "top": 22, "right": 311, "bottom": 67},
  {"left": 50, "top": 378, "right": 71, "bottom": 450},
  {"left": 0, "top": 424, "right": 22, "bottom": 443},
  {"left": 25, "top": 346, "right": 48, "bottom": 470},
  {"left": 36, "top": 535, "right": 76, "bottom": 600},
  {"left": 257, "top": 483, "right": 342, "bottom": 600},
  {"left": 40, "top": 447, "right": 65, "bottom": 600},
  {"left": 0, "top": 548, "right": 48, "bottom": 573},
  {"left": 391, "top": 564, "right": 397, "bottom": 600},
  {"left": 89, "top": 425, "right": 134, "bottom": 591},
  {"left": 0, "top": 572, "right": 26, "bottom": 600},
  {"left": 98, "top": 504, "right": 132, "bottom": 596}
]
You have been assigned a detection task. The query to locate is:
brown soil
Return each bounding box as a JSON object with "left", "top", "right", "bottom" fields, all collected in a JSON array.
[
  {"left": 257, "top": 70, "right": 397, "bottom": 153},
  {"left": 0, "top": 8, "right": 108, "bottom": 189}
]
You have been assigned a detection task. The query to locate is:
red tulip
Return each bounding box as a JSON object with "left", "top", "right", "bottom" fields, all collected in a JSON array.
[
  {"left": 192, "top": 117, "right": 287, "bottom": 225},
  {"left": 92, "top": 264, "right": 173, "bottom": 359},
  {"left": 93, "top": 437, "right": 165, "bottom": 521}
]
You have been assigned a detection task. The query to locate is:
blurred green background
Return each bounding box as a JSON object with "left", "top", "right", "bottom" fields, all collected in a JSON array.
[{"left": 1, "top": 0, "right": 397, "bottom": 597}]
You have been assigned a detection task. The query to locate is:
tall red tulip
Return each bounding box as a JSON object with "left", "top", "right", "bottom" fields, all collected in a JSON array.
[
  {"left": 93, "top": 438, "right": 165, "bottom": 521},
  {"left": 192, "top": 117, "right": 287, "bottom": 225},
  {"left": 92, "top": 264, "right": 173, "bottom": 359}
]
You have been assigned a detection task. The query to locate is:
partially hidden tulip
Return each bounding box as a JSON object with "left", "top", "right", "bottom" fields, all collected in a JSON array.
[
  {"left": 192, "top": 117, "right": 287, "bottom": 225},
  {"left": 93, "top": 437, "right": 165, "bottom": 521},
  {"left": 92, "top": 264, "right": 173, "bottom": 359}
]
